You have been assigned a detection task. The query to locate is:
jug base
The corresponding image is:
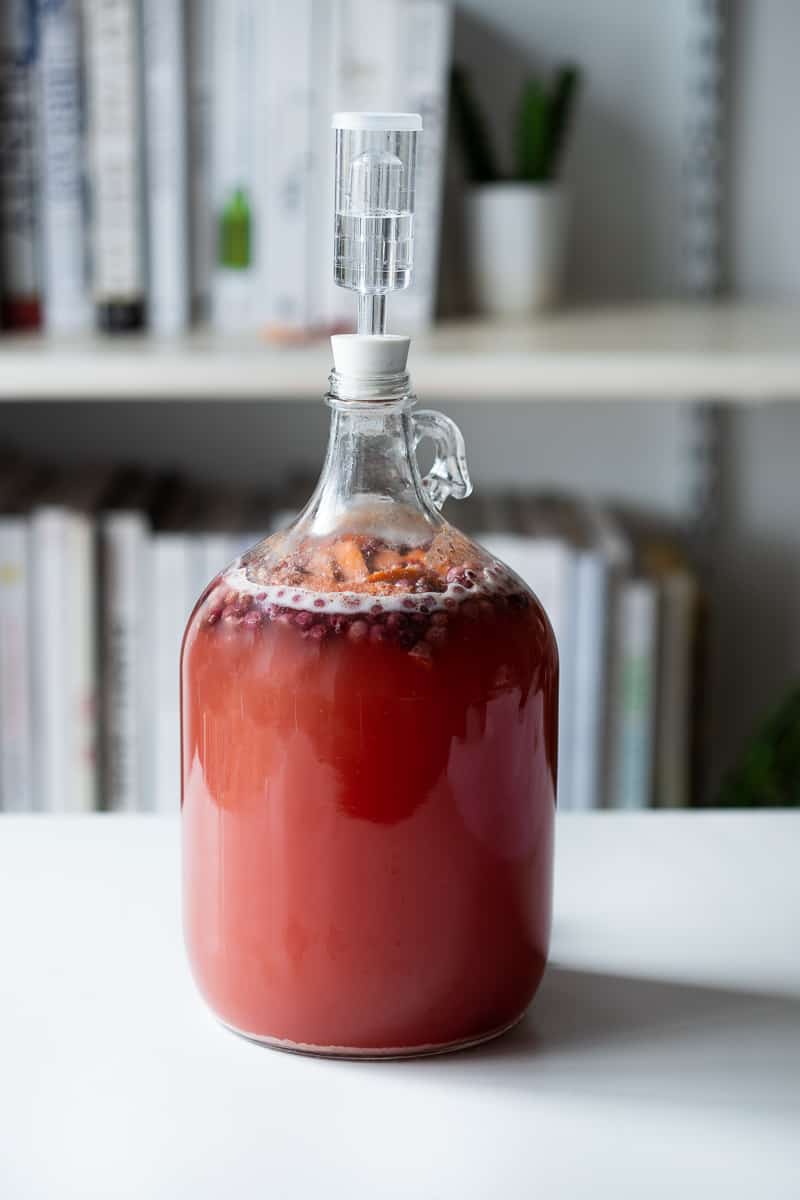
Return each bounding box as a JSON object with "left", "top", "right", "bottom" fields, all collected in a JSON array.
[{"left": 219, "top": 1010, "right": 527, "bottom": 1060}]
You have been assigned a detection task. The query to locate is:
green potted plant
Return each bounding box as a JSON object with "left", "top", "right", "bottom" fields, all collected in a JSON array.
[{"left": 451, "top": 65, "right": 580, "bottom": 315}]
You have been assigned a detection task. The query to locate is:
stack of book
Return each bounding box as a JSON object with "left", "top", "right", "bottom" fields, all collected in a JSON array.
[
  {"left": 0, "top": 455, "right": 700, "bottom": 814},
  {"left": 0, "top": 0, "right": 452, "bottom": 337}
]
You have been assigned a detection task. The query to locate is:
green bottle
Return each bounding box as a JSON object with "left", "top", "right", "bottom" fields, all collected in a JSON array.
[{"left": 219, "top": 188, "right": 251, "bottom": 269}]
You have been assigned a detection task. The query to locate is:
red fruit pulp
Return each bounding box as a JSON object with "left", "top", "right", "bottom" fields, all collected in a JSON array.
[{"left": 182, "top": 558, "right": 558, "bottom": 1055}]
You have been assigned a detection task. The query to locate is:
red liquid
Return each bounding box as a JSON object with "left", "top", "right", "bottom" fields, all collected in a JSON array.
[{"left": 182, "top": 573, "right": 558, "bottom": 1054}]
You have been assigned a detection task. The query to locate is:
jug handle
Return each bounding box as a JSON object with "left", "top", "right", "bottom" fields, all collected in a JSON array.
[{"left": 413, "top": 409, "right": 473, "bottom": 511}]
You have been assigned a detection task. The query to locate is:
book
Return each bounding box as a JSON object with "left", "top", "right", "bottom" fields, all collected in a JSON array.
[
  {"left": 630, "top": 527, "right": 698, "bottom": 809},
  {"left": 38, "top": 0, "right": 90, "bottom": 333},
  {"left": 306, "top": 0, "right": 339, "bottom": 331},
  {"left": 0, "top": 0, "right": 41, "bottom": 329},
  {"left": 209, "top": 0, "right": 259, "bottom": 331},
  {"left": 613, "top": 578, "right": 658, "bottom": 810},
  {"left": 152, "top": 533, "right": 194, "bottom": 813},
  {"left": 29, "top": 507, "right": 70, "bottom": 811},
  {"left": 579, "top": 500, "right": 633, "bottom": 810},
  {"left": 30, "top": 466, "right": 117, "bottom": 811},
  {"left": 187, "top": 0, "right": 213, "bottom": 322},
  {"left": 259, "top": 1, "right": 314, "bottom": 332},
  {"left": 389, "top": 0, "right": 453, "bottom": 332},
  {"left": 0, "top": 458, "right": 41, "bottom": 812},
  {"left": 0, "top": 515, "right": 32, "bottom": 811},
  {"left": 101, "top": 509, "right": 151, "bottom": 811},
  {"left": 319, "top": 0, "right": 452, "bottom": 333},
  {"left": 191, "top": 481, "right": 253, "bottom": 598},
  {"left": 83, "top": 0, "right": 146, "bottom": 330},
  {"left": 652, "top": 564, "right": 697, "bottom": 809},
  {"left": 513, "top": 497, "right": 580, "bottom": 812},
  {"left": 478, "top": 523, "right": 575, "bottom": 810},
  {"left": 151, "top": 480, "right": 201, "bottom": 813},
  {"left": 142, "top": 0, "right": 189, "bottom": 334}
]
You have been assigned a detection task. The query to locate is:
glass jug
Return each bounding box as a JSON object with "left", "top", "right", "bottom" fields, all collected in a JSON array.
[{"left": 181, "top": 332, "right": 558, "bottom": 1057}]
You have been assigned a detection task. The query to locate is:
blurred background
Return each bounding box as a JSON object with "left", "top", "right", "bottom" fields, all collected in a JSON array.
[{"left": 0, "top": 0, "right": 798, "bottom": 816}]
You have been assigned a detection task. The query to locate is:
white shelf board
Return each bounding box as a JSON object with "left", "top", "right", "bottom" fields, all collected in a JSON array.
[{"left": 2, "top": 302, "right": 800, "bottom": 401}]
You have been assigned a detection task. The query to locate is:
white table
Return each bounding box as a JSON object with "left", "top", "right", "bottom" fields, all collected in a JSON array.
[{"left": 1, "top": 813, "right": 798, "bottom": 1199}]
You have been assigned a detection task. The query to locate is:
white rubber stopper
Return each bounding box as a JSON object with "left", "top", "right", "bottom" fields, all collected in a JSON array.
[{"left": 331, "top": 334, "right": 411, "bottom": 377}]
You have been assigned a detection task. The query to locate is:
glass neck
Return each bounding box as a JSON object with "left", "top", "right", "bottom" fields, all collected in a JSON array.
[{"left": 299, "top": 390, "right": 437, "bottom": 539}]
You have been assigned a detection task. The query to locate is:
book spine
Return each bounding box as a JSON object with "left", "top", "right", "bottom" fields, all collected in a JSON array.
[
  {"left": 38, "top": 0, "right": 90, "bottom": 333},
  {"left": 194, "top": 532, "right": 236, "bottom": 599},
  {"left": 83, "top": 0, "right": 146, "bottom": 330},
  {"left": 571, "top": 554, "right": 607, "bottom": 811},
  {"left": 614, "top": 580, "right": 658, "bottom": 810},
  {"left": 210, "top": 0, "right": 257, "bottom": 331},
  {"left": 142, "top": 0, "right": 189, "bottom": 334},
  {"left": 153, "top": 534, "right": 191, "bottom": 813},
  {"left": 66, "top": 511, "right": 98, "bottom": 811},
  {"left": 479, "top": 532, "right": 574, "bottom": 809},
  {"left": 102, "top": 513, "right": 149, "bottom": 811},
  {"left": 0, "top": 517, "right": 33, "bottom": 811},
  {"left": 260, "top": 0, "right": 313, "bottom": 331},
  {"left": 654, "top": 572, "right": 696, "bottom": 808},
  {"left": 390, "top": 0, "right": 452, "bottom": 332},
  {"left": 0, "top": 0, "right": 41, "bottom": 329},
  {"left": 30, "top": 508, "right": 68, "bottom": 811},
  {"left": 187, "top": 0, "right": 212, "bottom": 322},
  {"left": 322, "top": 0, "right": 396, "bottom": 330},
  {"left": 306, "top": 0, "right": 339, "bottom": 329}
]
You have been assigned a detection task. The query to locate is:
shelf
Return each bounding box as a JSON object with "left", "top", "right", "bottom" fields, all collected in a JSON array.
[{"left": 2, "top": 302, "right": 800, "bottom": 402}]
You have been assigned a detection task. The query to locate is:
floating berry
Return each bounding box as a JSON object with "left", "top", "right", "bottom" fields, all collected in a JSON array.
[
  {"left": 446, "top": 566, "right": 476, "bottom": 589},
  {"left": 307, "top": 624, "right": 326, "bottom": 641},
  {"left": 244, "top": 610, "right": 261, "bottom": 627},
  {"left": 431, "top": 612, "right": 448, "bottom": 627},
  {"left": 425, "top": 625, "right": 447, "bottom": 646},
  {"left": 409, "top": 641, "right": 433, "bottom": 665},
  {"left": 294, "top": 611, "right": 314, "bottom": 629},
  {"left": 348, "top": 620, "right": 369, "bottom": 642}
]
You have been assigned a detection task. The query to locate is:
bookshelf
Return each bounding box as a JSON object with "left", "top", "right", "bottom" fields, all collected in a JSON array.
[{"left": 2, "top": 302, "right": 800, "bottom": 402}]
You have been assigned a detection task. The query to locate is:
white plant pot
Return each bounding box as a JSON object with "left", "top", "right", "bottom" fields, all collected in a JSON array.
[{"left": 465, "top": 184, "right": 567, "bottom": 316}]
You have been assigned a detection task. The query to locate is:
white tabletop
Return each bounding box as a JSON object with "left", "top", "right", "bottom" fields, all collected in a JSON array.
[{"left": 1, "top": 813, "right": 798, "bottom": 1199}]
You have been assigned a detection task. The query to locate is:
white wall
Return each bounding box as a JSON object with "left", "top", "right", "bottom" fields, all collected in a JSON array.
[{"left": 727, "top": 0, "right": 800, "bottom": 296}]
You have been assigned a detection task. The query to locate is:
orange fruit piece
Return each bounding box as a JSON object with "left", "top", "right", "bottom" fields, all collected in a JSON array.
[
  {"left": 367, "top": 565, "right": 424, "bottom": 586},
  {"left": 333, "top": 538, "right": 369, "bottom": 581},
  {"left": 371, "top": 548, "right": 404, "bottom": 571}
]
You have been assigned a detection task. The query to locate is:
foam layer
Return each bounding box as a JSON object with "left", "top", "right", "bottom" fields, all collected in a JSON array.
[{"left": 218, "top": 558, "right": 519, "bottom": 615}]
